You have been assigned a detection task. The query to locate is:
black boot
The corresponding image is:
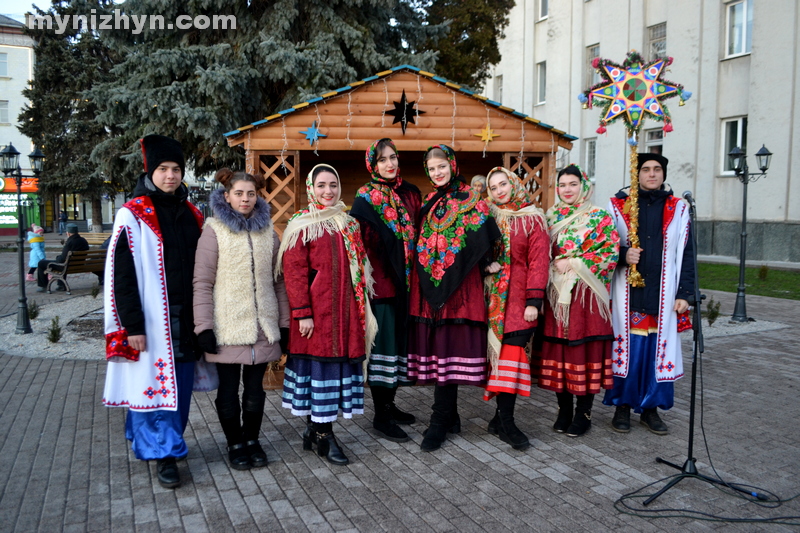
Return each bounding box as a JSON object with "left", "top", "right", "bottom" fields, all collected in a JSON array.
[
  {"left": 302, "top": 415, "right": 316, "bottom": 450},
  {"left": 496, "top": 393, "right": 530, "bottom": 450},
  {"left": 242, "top": 409, "right": 268, "bottom": 468},
  {"left": 553, "top": 392, "right": 574, "bottom": 433},
  {"left": 217, "top": 399, "right": 250, "bottom": 471},
  {"left": 421, "top": 384, "right": 457, "bottom": 452},
  {"left": 156, "top": 457, "right": 180, "bottom": 488},
  {"left": 487, "top": 407, "right": 500, "bottom": 435},
  {"left": 611, "top": 405, "right": 631, "bottom": 433},
  {"left": 640, "top": 408, "right": 668, "bottom": 435},
  {"left": 314, "top": 422, "right": 349, "bottom": 465},
  {"left": 371, "top": 386, "right": 410, "bottom": 442},
  {"left": 566, "top": 394, "right": 594, "bottom": 437}
]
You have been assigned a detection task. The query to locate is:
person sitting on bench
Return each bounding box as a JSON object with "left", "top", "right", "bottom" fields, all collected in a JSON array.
[{"left": 36, "top": 223, "right": 89, "bottom": 292}]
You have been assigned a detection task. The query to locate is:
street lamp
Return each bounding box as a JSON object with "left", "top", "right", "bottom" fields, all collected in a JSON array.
[
  {"left": 727, "top": 144, "right": 772, "bottom": 322},
  {"left": 0, "top": 143, "right": 45, "bottom": 334}
]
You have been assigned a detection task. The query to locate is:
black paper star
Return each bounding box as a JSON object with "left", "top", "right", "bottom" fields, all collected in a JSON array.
[{"left": 386, "top": 89, "right": 425, "bottom": 134}]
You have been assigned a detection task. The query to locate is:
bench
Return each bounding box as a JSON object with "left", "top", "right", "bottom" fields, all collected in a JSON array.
[
  {"left": 82, "top": 233, "right": 112, "bottom": 247},
  {"left": 44, "top": 249, "right": 107, "bottom": 294}
]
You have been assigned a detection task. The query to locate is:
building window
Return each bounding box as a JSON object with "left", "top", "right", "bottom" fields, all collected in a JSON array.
[
  {"left": 648, "top": 23, "right": 667, "bottom": 61},
  {"left": 0, "top": 53, "right": 7, "bottom": 77},
  {"left": 722, "top": 116, "right": 748, "bottom": 172},
  {"left": 0, "top": 101, "right": 8, "bottom": 123},
  {"left": 494, "top": 74, "right": 503, "bottom": 103},
  {"left": 536, "top": 62, "right": 546, "bottom": 104},
  {"left": 586, "top": 44, "right": 601, "bottom": 86},
  {"left": 539, "top": 0, "right": 548, "bottom": 20},
  {"left": 645, "top": 129, "right": 663, "bottom": 154},
  {"left": 584, "top": 138, "right": 596, "bottom": 180},
  {"left": 726, "top": 0, "right": 753, "bottom": 57}
]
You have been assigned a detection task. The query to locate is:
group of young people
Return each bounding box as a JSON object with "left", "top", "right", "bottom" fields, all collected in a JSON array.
[{"left": 103, "top": 134, "right": 693, "bottom": 489}]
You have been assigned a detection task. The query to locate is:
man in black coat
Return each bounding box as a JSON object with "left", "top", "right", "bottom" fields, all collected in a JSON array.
[{"left": 36, "top": 223, "right": 89, "bottom": 292}]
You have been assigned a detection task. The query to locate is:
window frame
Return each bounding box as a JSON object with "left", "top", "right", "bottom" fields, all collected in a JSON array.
[
  {"left": 721, "top": 116, "right": 748, "bottom": 175},
  {"left": 586, "top": 44, "right": 601, "bottom": 87},
  {"left": 648, "top": 22, "right": 667, "bottom": 61},
  {"left": 0, "top": 53, "right": 7, "bottom": 77},
  {"left": 584, "top": 138, "right": 597, "bottom": 181},
  {"left": 0, "top": 101, "right": 9, "bottom": 124},
  {"left": 538, "top": 0, "right": 549, "bottom": 21},
  {"left": 725, "top": 0, "right": 753, "bottom": 58},
  {"left": 536, "top": 61, "right": 547, "bottom": 105},
  {"left": 645, "top": 129, "right": 664, "bottom": 155}
]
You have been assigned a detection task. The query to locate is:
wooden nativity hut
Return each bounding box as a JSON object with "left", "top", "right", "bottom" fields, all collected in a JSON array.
[{"left": 224, "top": 65, "right": 577, "bottom": 233}]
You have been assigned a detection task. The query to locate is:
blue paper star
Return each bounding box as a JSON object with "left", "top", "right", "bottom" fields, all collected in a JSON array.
[{"left": 299, "top": 121, "right": 327, "bottom": 146}]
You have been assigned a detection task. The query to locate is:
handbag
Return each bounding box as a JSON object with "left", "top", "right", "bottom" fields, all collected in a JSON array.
[{"left": 193, "top": 354, "right": 219, "bottom": 392}]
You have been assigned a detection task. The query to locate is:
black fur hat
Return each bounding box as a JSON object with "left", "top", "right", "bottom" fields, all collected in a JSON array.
[
  {"left": 140, "top": 135, "right": 185, "bottom": 178},
  {"left": 637, "top": 153, "right": 668, "bottom": 181}
]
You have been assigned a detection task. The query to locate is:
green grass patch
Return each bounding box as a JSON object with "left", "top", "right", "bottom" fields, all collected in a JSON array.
[{"left": 699, "top": 263, "right": 800, "bottom": 300}]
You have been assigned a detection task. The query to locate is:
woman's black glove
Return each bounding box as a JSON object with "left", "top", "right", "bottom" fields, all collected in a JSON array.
[
  {"left": 197, "top": 329, "right": 218, "bottom": 354},
  {"left": 279, "top": 327, "right": 290, "bottom": 355}
]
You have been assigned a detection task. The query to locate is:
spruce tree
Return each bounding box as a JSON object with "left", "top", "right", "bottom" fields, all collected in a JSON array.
[
  {"left": 88, "top": 0, "right": 446, "bottom": 188},
  {"left": 424, "top": 0, "right": 514, "bottom": 90},
  {"left": 19, "top": 0, "right": 121, "bottom": 232}
]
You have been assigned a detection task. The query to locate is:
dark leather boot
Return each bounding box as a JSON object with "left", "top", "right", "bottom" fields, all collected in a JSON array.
[
  {"left": 314, "top": 423, "right": 349, "bottom": 465},
  {"left": 553, "top": 392, "right": 574, "bottom": 433},
  {"left": 566, "top": 394, "right": 594, "bottom": 437},
  {"left": 302, "top": 415, "right": 316, "bottom": 451},
  {"left": 218, "top": 416, "right": 250, "bottom": 470},
  {"left": 156, "top": 457, "right": 181, "bottom": 488},
  {"left": 242, "top": 409, "right": 267, "bottom": 467},
  {"left": 496, "top": 393, "right": 530, "bottom": 450},
  {"left": 487, "top": 407, "right": 500, "bottom": 435},
  {"left": 611, "top": 405, "right": 631, "bottom": 433},
  {"left": 389, "top": 402, "right": 416, "bottom": 425},
  {"left": 640, "top": 408, "right": 668, "bottom": 435},
  {"left": 373, "top": 403, "right": 410, "bottom": 442},
  {"left": 421, "top": 384, "right": 457, "bottom": 451}
]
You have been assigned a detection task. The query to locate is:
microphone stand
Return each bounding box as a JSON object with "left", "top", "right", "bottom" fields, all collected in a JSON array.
[{"left": 642, "top": 193, "right": 757, "bottom": 505}]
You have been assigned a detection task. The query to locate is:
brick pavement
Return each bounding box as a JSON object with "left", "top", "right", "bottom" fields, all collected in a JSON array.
[{"left": 0, "top": 284, "right": 799, "bottom": 531}]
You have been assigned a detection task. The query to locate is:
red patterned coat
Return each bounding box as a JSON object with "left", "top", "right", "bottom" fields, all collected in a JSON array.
[
  {"left": 282, "top": 231, "right": 366, "bottom": 362},
  {"left": 501, "top": 221, "right": 550, "bottom": 341}
]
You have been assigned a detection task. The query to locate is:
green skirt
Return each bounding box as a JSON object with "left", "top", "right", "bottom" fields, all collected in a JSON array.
[{"left": 367, "top": 302, "right": 412, "bottom": 389}]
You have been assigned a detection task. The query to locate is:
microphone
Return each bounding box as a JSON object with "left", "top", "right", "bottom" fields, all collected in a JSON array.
[{"left": 682, "top": 190, "right": 696, "bottom": 207}]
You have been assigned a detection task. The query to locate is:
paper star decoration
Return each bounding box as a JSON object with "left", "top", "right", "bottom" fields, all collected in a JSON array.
[
  {"left": 299, "top": 121, "right": 327, "bottom": 146},
  {"left": 580, "top": 50, "right": 690, "bottom": 133},
  {"left": 474, "top": 124, "right": 500, "bottom": 143},
  {"left": 386, "top": 89, "right": 425, "bottom": 134}
]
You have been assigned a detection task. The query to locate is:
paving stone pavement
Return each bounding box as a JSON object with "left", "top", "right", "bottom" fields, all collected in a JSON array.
[{"left": 0, "top": 256, "right": 799, "bottom": 531}]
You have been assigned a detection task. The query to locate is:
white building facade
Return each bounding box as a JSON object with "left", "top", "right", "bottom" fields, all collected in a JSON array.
[{"left": 486, "top": 0, "right": 800, "bottom": 261}]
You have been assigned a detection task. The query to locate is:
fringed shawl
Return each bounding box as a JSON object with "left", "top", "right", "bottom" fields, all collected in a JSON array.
[{"left": 275, "top": 164, "right": 377, "bottom": 357}]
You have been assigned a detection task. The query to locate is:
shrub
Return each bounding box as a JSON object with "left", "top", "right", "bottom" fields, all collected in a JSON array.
[
  {"left": 757, "top": 265, "right": 769, "bottom": 281},
  {"left": 91, "top": 284, "right": 100, "bottom": 299},
  {"left": 28, "top": 300, "right": 40, "bottom": 320},
  {"left": 706, "top": 297, "right": 721, "bottom": 326},
  {"left": 47, "top": 316, "right": 62, "bottom": 343}
]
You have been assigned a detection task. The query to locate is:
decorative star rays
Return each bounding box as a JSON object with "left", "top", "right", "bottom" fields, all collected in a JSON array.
[
  {"left": 386, "top": 89, "right": 425, "bottom": 134},
  {"left": 474, "top": 124, "right": 500, "bottom": 143},
  {"left": 299, "top": 121, "right": 326, "bottom": 146},
  {"left": 580, "top": 50, "right": 691, "bottom": 134}
]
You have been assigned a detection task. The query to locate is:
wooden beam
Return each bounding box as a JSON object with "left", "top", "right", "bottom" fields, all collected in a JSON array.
[{"left": 245, "top": 139, "right": 564, "bottom": 152}]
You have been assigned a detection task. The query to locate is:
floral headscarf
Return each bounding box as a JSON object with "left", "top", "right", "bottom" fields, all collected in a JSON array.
[
  {"left": 546, "top": 165, "right": 619, "bottom": 331},
  {"left": 276, "top": 164, "right": 378, "bottom": 356},
  {"left": 353, "top": 139, "right": 417, "bottom": 289},
  {"left": 484, "top": 167, "right": 547, "bottom": 369},
  {"left": 416, "top": 145, "right": 497, "bottom": 309}
]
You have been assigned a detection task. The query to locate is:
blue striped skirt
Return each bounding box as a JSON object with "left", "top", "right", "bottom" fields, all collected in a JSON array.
[{"left": 282, "top": 357, "right": 365, "bottom": 423}]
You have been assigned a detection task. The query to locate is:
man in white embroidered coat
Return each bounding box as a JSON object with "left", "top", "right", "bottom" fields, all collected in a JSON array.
[
  {"left": 602, "top": 153, "right": 695, "bottom": 436},
  {"left": 103, "top": 135, "right": 204, "bottom": 488}
]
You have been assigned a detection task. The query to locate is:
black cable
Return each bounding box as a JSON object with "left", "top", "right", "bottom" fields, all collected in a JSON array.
[{"left": 615, "top": 304, "right": 800, "bottom": 523}]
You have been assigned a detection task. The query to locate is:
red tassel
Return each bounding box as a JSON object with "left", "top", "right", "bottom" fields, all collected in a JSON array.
[
  {"left": 597, "top": 125, "right": 607, "bottom": 134},
  {"left": 663, "top": 123, "right": 673, "bottom": 133},
  {"left": 592, "top": 57, "right": 601, "bottom": 69},
  {"left": 666, "top": 56, "right": 674, "bottom": 66}
]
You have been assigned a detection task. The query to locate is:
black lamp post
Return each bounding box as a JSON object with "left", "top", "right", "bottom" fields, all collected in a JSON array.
[
  {"left": 727, "top": 144, "right": 772, "bottom": 323},
  {"left": 1, "top": 143, "right": 45, "bottom": 334}
]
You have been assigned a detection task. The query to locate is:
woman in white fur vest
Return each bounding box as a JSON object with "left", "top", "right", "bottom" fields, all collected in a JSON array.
[{"left": 193, "top": 168, "right": 290, "bottom": 470}]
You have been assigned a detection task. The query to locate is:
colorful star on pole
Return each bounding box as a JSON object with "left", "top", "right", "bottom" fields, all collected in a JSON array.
[
  {"left": 299, "top": 121, "right": 327, "bottom": 146},
  {"left": 474, "top": 124, "right": 500, "bottom": 143},
  {"left": 386, "top": 89, "right": 425, "bottom": 134},
  {"left": 579, "top": 50, "right": 691, "bottom": 134}
]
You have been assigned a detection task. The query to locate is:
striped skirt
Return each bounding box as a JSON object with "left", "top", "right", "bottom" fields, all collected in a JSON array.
[
  {"left": 282, "top": 357, "right": 365, "bottom": 423},
  {"left": 483, "top": 344, "right": 532, "bottom": 400},
  {"left": 367, "top": 303, "right": 412, "bottom": 389},
  {"left": 407, "top": 322, "right": 488, "bottom": 386},
  {"left": 538, "top": 339, "right": 614, "bottom": 395}
]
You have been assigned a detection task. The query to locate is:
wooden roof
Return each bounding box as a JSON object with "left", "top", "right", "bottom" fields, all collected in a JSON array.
[{"left": 225, "top": 65, "right": 575, "bottom": 153}]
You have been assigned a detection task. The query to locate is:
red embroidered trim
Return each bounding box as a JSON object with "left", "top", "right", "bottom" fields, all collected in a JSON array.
[
  {"left": 105, "top": 329, "right": 140, "bottom": 361},
  {"left": 124, "top": 196, "right": 162, "bottom": 238}
]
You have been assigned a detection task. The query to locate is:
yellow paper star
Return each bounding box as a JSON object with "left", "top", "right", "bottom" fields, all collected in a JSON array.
[{"left": 474, "top": 124, "right": 500, "bottom": 143}]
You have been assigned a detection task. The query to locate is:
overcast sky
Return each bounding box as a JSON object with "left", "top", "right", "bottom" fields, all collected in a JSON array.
[{"left": 1, "top": 0, "right": 31, "bottom": 23}]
